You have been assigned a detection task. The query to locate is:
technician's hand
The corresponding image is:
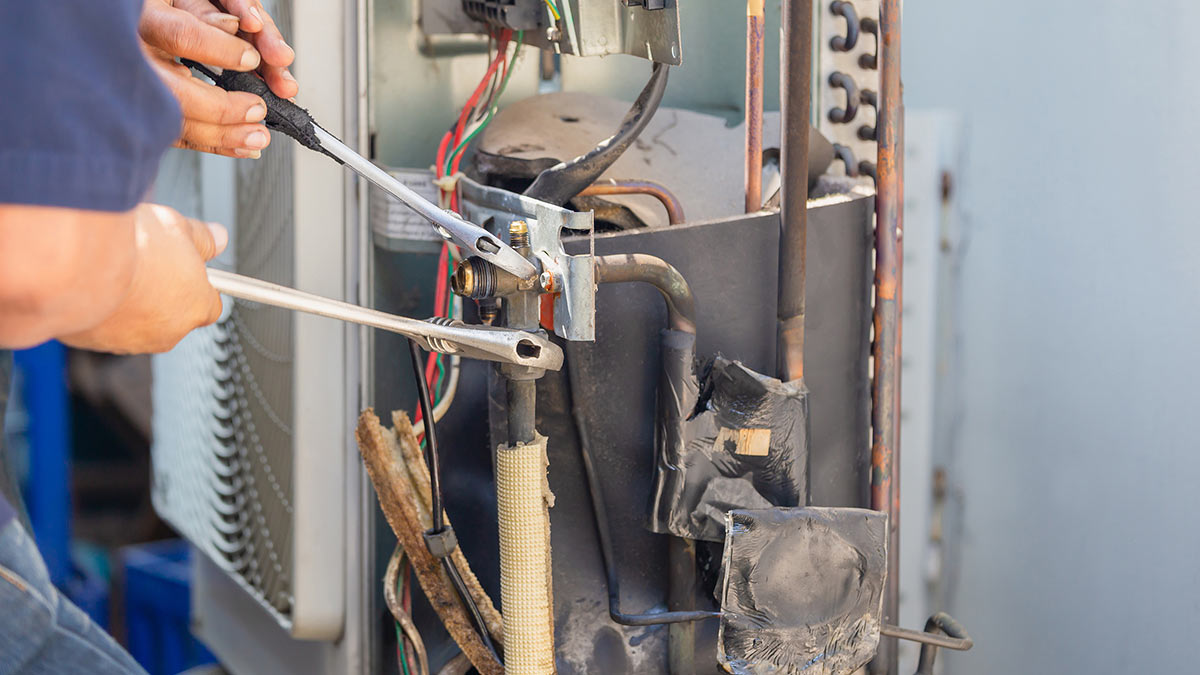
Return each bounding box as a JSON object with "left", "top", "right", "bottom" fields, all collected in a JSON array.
[
  {"left": 59, "top": 204, "right": 228, "bottom": 355},
  {"left": 140, "top": 0, "right": 298, "bottom": 157}
]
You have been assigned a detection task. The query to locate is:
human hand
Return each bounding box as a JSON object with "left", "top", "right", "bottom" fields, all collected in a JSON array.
[
  {"left": 59, "top": 204, "right": 228, "bottom": 354},
  {"left": 140, "top": 0, "right": 297, "bottom": 157}
]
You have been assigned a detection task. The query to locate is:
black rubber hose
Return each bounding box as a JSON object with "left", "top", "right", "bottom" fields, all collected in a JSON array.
[{"left": 522, "top": 63, "right": 670, "bottom": 207}]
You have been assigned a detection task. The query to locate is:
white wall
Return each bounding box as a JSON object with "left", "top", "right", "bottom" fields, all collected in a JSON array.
[{"left": 904, "top": 1, "right": 1200, "bottom": 672}]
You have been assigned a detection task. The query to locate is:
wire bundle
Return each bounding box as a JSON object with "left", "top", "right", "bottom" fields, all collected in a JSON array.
[
  {"left": 414, "top": 29, "right": 526, "bottom": 443},
  {"left": 435, "top": 29, "right": 524, "bottom": 213},
  {"left": 395, "top": 30, "right": 527, "bottom": 674}
]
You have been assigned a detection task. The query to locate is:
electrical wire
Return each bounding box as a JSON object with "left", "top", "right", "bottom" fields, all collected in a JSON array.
[
  {"left": 431, "top": 295, "right": 462, "bottom": 423},
  {"left": 543, "top": 0, "right": 562, "bottom": 21},
  {"left": 386, "top": 545, "right": 430, "bottom": 675},
  {"left": 419, "top": 31, "right": 520, "bottom": 438},
  {"left": 416, "top": 249, "right": 462, "bottom": 442},
  {"left": 414, "top": 242, "right": 453, "bottom": 437},
  {"left": 408, "top": 340, "right": 445, "bottom": 534},
  {"left": 446, "top": 33, "right": 523, "bottom": 178},
  {"left": 407, "top": 338, "right": 502, "bottom": 664}
]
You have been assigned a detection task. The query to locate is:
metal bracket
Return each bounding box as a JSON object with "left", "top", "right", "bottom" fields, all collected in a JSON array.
[{"left": 459, "top": 177, "right": 596, "bottom": 342}]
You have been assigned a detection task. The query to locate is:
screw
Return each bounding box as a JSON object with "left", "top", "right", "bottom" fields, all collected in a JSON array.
[{"left": 539, "top": 271, "right": 555, "bottom": 292}]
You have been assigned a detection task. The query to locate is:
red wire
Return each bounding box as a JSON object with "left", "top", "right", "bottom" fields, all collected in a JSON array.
[
  {"left": 453, "top": 31, "right": 509, "bottom": 148},
  {"left": 414, "top": 242, "right": 450, "bottom": 431},
  {"left": 449, "top": 40, "right": 508, "bottom": 187},
  {"left": 445, "top": 30, "right": 510, "bottom": 212},
  {"left": 436, "top": 131, "right": 452, "bottom": 178},
  {"left": 419, "top": 30, "right": 513, "bottom": 428}
]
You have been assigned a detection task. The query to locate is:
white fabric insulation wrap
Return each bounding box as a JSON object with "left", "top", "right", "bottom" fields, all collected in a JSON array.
[{"left": 496, "top": 434, "right": 556, "bottom": 673}]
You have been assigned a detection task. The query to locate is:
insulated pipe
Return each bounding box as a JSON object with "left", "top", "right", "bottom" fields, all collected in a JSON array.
[
  {"left": 777, "top": 0, "right": 813, "bottom": 383},
  {"left": 496, "top": 220, "right": 555, "bottom": 673},
  {"left": 746, "top": 0, "right": 766, "bottom": 212},
  {"left": 871, "top": 0, "right": 904, "bottom": 673},
  {"left": 594, "top": 254, "right": 697, "bottom": 334},
  {"left": 496, "top": 434, "right": 555, "bottom": 674}
]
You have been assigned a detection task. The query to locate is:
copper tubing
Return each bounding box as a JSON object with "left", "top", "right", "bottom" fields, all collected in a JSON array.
[
  {"left": 777, "top": 0, "right": 812, "bottom": 383},
  {"left": 579, "top": 180, "right": 686, "bottom": 225},
  {"left": 870, "top": 0, "right": 904, "bottom": 672},
  {"left": 745, "top": 0, "right": 766, "bottom": 212},
  {"left": 594, "top": 254, "right": 696, "bottom": 334}
]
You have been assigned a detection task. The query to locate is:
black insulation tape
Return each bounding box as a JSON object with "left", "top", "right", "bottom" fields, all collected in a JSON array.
[
  {"left": 648, "top": 345, "right": 810, "bottom": 543},
  {"left": 718, "top": 507, "right": 887, "bottom": 674}
]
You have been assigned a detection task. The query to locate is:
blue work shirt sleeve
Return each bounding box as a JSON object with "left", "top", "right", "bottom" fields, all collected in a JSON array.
[{"left": 0, "top": 1, "right": 182, "bottom": 212}]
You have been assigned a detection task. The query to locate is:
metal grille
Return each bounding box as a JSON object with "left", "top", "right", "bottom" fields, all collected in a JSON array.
[
  {"left": 220, "top": 101, "right": 297, "bottom": 617},
  {"left": 152, "top": 0, "right": 301, "bottom": 627}
]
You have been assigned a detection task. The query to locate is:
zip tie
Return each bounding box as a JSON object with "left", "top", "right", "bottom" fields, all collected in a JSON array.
[{"left": 433, "top": 171, "right": 467, "bottom": 193}]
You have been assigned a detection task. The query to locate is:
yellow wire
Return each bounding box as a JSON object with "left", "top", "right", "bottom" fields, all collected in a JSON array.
[{"left": 543, "top": 0, "right": 561, "bottom": 21}]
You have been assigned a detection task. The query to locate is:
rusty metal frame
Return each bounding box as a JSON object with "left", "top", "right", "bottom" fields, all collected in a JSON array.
[{"left": 870, "top": 0, "right": 903, "bottom": 672}]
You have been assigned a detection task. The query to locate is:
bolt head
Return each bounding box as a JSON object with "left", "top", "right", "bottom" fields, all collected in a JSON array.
[{"left": 539, "top": 271, "right": 554, "bottom": 291}]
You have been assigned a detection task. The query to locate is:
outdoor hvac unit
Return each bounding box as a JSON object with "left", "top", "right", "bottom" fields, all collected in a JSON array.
[{"left": 149, "top": 0, "right": 353, "bottom": 644}]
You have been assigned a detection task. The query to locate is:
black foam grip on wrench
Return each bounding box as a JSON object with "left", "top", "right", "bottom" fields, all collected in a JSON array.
[{"left": 180, "top": 59, "right": 343, "bottom": 164}]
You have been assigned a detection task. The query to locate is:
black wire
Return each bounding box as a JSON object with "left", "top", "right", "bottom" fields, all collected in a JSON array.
[
  {"left": 475, "top": 33, "right": 502, "bottom": 123},
  {"left": 443, "top": 558, "right": 502, "bottom": 661},
  {"left": 564, "top": 354, "right": 721, "bottom": 626},
  {"left": 406, "top": 339, "right": 502, "bottom": 664},
  {"left": 407, "top": 339, "right": 444, "bottom": 533},
  {"left": 522, "top": 62, "right": 671, "bottom": 207}
]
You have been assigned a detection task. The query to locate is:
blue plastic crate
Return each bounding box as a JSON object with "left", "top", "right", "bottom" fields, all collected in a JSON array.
[{"left": 122, "top": 540, "right": 216, "bottom": 675}]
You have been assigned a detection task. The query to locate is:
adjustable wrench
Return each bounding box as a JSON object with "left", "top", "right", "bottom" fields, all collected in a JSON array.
[
  {"left": 207, "top": 269, "right": 562, "bottom": 371},
  {"left": 182, "top": 61, "right": 538, "bottom": 282}
]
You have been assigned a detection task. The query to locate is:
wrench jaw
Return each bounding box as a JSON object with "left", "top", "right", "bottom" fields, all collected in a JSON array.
[
  {"left": 467, "top": 232, "right": 540, "bottom": 282},
  {"left": 421, "top": 319, "right": 564, "bottom": 371}
]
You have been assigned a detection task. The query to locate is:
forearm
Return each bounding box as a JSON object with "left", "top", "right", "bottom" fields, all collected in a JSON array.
[{"left": 0, "top": 205, "right": 137, "bottom": 348}]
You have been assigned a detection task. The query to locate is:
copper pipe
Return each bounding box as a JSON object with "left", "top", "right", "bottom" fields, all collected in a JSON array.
[
  {"left": 777, "top": 0, "right": 812, "bottom": 383},
  {"left": 579, "top": 179, "right": 686, "bottom": 225},
  {"left": 594, "top": 253, "right": 696, "bottom": 334},
  {"left": 745, "top": 0, "right": 766, "bottom": 212},
  {"left": 870, "top": 0, "right": 904, "bottom": 673}
]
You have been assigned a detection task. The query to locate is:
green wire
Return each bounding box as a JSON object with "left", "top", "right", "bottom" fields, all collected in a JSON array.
[
  {"left": 444, "top": 33, "right": 523, "bottom": 177},
  {"left": 395, "top": 622, "right": 411, "bottom": 675},
  {"left": 395, "top": 558, "right": 411, "bottom": 675},
  {"left": 425, "top": 32, "right": 525, "bottom": 443},
  {"left": 543, "top": 0, "right": 561, "bottom": 21},
  {"left": 435, "top": 354, "right": 446, "bottom": 399}
]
